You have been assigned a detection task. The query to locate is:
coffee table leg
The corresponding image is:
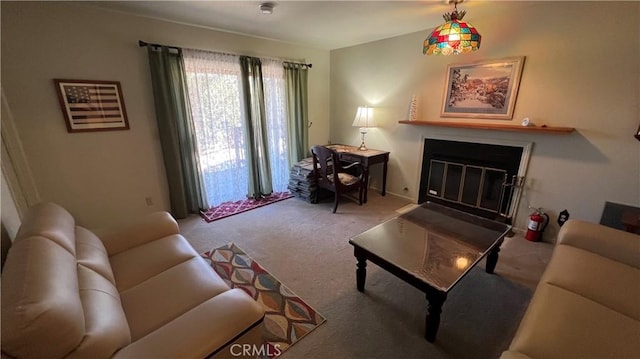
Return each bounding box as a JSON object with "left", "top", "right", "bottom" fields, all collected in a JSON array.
[
  {"left": 425, "top": 289, "right": 447, "bottom": 342},
  {"left": 486, "top": 245, "right": 501, "bottom": 274},
  {"left": 356, "top": 255, "right": 367, "bottom": 292}
]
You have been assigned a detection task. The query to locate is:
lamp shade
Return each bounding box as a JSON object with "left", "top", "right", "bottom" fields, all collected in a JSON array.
[
  {"left": 423, "top": 9, "right": 481, "bottom": 56},
  {"left": 352, "top": 106, "right": 376, "bottom": 128}
]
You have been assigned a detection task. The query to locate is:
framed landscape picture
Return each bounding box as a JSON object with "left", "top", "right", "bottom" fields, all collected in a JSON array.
[
  {"left": 54, "top": 79, "right": 129, "bottom": 133},
  {"left": 441, "top": 57, "right": 525, "bottom": 120}
]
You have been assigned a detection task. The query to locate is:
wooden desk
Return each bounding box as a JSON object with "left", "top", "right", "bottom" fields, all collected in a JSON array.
[{"left": 327, "top": 144, "right": 390, "bottom": 203}]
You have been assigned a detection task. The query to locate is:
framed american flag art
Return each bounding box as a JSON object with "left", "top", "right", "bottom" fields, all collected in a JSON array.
[{"left": 54, "top": 79, "right": 129, "bottom": 133}]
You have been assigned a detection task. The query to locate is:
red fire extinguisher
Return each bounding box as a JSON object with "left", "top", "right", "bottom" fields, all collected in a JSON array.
[{"left": 526, "top": 207, "right": 549, "bottom": 242}]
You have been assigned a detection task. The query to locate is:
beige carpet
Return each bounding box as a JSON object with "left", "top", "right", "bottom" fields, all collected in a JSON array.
[{"left": 179, "top": 192, "right": 553, "bottom": 359}]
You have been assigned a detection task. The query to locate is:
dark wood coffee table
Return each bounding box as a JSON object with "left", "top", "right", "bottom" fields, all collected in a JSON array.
[{"left": 348, "top": 201, "right": 511, "bottom": 342}]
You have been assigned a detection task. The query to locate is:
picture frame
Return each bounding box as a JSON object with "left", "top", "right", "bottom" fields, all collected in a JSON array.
[
  {"left": 441, "top": 56, "right": 525, "bottom": 120},
  {"left": 54, "top": 79, "right": 129, "bottom": 133}
]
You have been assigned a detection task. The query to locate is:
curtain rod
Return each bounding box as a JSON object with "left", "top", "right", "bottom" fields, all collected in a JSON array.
[{"left": 138, "top": 40, "right": 312, "bottom": 68}]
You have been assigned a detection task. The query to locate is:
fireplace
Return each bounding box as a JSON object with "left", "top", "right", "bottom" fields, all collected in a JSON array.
[{"left": 419, "top": 138, "right": 529, "bottom": 223}]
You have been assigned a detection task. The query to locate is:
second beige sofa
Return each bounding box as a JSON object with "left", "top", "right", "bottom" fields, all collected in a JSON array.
[{"left": 501, "top": 219, "right": 640, "bottom": 358}]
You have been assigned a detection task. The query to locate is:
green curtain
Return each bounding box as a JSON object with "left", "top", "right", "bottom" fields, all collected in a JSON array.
[
  {"left": 146, "top": 46, "right": 209, "bottom": 218},
  {"left": 284, "top": 64, "right": 309, "bottom": 166},
  {"left": 239, "top": 56, "right": 273, "bottom": 198}
]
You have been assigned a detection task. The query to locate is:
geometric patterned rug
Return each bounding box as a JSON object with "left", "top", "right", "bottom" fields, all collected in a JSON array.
[
  {"left": 200, "top": 192, "right": 293, "bottom": 223},
  {"left": 201, "top": 243, "right": 326, "bottom": 358}
]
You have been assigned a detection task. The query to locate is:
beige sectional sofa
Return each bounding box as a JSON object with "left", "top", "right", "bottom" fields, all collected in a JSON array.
[
  {"left": 501, "top": 219, "right": 640, "bottom": 359},
  {"left": 1, "top": 202, "right": 264, "bottom": 358}
]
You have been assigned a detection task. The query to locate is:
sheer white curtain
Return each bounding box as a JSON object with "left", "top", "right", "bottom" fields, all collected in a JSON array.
[
  {"left": 262, "top": 59, "right": 289, "bottom": 193},
  {"left": 183, "top": 49, "right": 247, "bottom": 206},
  {"left": 183, "top": 49, "right": 290, "bottom": 207}
]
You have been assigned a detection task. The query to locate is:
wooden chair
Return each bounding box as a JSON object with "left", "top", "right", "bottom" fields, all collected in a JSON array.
[{"left": 311, "top": 145, "right": 366, "bottom": 213}]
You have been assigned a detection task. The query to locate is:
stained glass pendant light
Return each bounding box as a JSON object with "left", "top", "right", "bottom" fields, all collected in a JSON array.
[{"left": 423, "top": 0, "right": 481, "bottom": 56}]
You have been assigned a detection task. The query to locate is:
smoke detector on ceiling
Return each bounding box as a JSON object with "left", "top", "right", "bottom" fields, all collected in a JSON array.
[{"left": 259, "top": 3, "right": 275, "bottom": 14}]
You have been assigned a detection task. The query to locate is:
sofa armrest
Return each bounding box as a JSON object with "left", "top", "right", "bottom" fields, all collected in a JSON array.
[
  {"left": 100, "top": 212, "right": 180, "bottom": 256},
  {"left": 557, "top": 219, "right": 640, "bottom": 268}
]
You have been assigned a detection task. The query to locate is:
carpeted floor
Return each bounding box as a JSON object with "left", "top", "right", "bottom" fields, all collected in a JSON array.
[{"left": 179, "top": 191, "right": 554, "bottom": 359}]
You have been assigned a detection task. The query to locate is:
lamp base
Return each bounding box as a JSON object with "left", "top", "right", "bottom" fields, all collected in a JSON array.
[{"left": 357, "top": 130, "right": 368, "bottom": 151}]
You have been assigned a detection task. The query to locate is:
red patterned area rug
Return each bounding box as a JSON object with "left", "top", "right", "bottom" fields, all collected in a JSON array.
[
  {"left": 200, "top": 192, "right": 293, "bottom": 223},
  {"left": 202, "top": 243, "right": 326, "bottom": 358}
]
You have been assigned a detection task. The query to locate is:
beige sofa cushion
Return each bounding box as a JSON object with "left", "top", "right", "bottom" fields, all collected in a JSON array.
[
  {"left": 119, "top": 256, "right": 231, "bottom": 340},
  {"left": 14, "top": 202, "right": 76, "bottom": 255},
  {"left": 557, "top": 219, "right": 640, "bottom": 268},
  {"left": 109, "top": 234, "right": 200, "bottom": 292},
  {"left": 100, "top": 212, "right": 180, "bottom": 256},
  {"left": 113, "top": 289, "right": 264, "bottom": 359},
  {"left": 1, "top": 236, "right": 85, "bottom": 358},
  {"left": 506, "top": 283, "right": 640, "bottom": 359},
  {"left": 542, "top": 244, "right": 640, "bottom": 320},
  {"left": 72, "top": 226, "right": 131, "bottom": 357},
  {"left": 76, "top": 226, "right": 116, "bottom": 285},
  {"left": 70, "top": 265, "right": 131, "bottom": 358}
]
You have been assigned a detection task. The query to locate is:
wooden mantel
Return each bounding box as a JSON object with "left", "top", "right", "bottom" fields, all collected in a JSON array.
[{"left": 398, "top": 120, "right": 575, "bottom": 134}]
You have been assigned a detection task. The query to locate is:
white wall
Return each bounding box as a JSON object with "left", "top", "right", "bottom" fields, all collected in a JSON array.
[
  {"left": 1, "top": 169, "right": 21, "bottom": 240},
  {"left": 330, "top": 1, "right": 640, "bottom": 236},
  {"left": 1, "top": 2, "right": 330, "bottom": 230}
]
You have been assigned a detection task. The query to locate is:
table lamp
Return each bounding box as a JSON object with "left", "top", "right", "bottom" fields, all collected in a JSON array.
[{"left": 352, "top": 106, "right": 376, "bottom": 151}]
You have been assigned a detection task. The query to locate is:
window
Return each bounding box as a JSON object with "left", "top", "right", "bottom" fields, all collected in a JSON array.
[
  {"left": 183, "top": 49, "right": 289, "bottom": 207},
  {"left": 262, "top": 59, "right": 289, "bottom": 193}
]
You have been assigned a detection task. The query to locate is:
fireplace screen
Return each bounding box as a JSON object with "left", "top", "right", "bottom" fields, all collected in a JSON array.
[
  {"left": 419, "top": 138, "right": 524, "bottom": 222},
  {"left": 426, "top": 160, "right": 507, "bottom": 214}
]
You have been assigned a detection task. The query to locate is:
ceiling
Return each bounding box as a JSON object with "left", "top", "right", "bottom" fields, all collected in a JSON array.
[{"left": 85, "top": 1, "right": 488, "bottom": 50}]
